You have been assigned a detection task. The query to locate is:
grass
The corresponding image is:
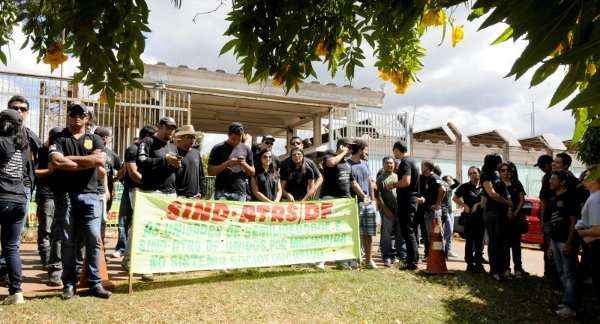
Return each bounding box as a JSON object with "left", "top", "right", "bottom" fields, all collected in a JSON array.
[{"left": 5, "top": 266, "right": 600, "bottom": 323}]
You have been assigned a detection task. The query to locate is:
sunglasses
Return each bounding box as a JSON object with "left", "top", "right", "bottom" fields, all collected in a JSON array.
[{"left": 9, "top": 106, "right": 28, "bottom": 113}]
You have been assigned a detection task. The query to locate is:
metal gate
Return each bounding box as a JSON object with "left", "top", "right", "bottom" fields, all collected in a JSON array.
[
  {"left": 329, "top": 106, "right": 410, "bottom": 175},
  {"left": 0, "top": 71, "right": 190, "bottom": 157}
]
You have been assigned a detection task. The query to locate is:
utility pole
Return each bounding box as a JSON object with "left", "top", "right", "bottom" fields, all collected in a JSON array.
[{"left": 531, "top": 100, "right": 535, "bottom": 136}]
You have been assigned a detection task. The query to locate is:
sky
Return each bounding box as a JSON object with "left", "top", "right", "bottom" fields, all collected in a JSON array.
[{"left": 0, "top": 1, "right": 576, "bottom": 149}]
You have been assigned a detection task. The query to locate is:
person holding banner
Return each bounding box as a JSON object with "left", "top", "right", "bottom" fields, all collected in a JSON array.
[
  {"left": 281, "top": 148, "right": 315, "bottom": 202},
  {"left": 173, "top": 125, "right": 204, "bottom": 198},
  {"left": 137, "top": 116, "right": 179, "bottom": 195},
  {"left": 48, "top": 102, "right": 111, "bottom": 299},
  {"left": 0, "top": 109, "right": 30, "bottom": 304},
  {"left": 280, "top": 136, "right": 323, "bottom": 198},
  {"left": 208, "top": 122, "right": 255, "bottom": 201},
  {"left": 251, "top": 148, "right": 282, "bottom": 202},
  {"left": 113, "top": 125, "right": 156, "bottom": 259}
]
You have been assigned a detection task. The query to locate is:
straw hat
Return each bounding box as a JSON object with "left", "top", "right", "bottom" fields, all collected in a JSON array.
[{"left": 174, "top": 124, "right": 203, "bottom": 138}]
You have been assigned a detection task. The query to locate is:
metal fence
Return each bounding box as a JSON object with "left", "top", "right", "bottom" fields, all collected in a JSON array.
[
  {"left": 329, "top": 106, "right": 410, "bottom": 176},
  {"left": 0, "top": 71, "right": 191, "bottom": 157}
]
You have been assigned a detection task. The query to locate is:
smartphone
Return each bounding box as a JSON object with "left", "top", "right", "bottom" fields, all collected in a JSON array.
[{"left": 237, "top": 156, "right": 245, "bottom": 161}]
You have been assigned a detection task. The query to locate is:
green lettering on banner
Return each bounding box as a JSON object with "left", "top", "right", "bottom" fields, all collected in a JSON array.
[{"left": 129, "top": 191, "right": 361, "bottom": 274}]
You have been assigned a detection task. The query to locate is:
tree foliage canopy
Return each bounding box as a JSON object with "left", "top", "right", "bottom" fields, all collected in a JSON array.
[{"left": 0, "top": 0, "right": 598, "bottom": 168}]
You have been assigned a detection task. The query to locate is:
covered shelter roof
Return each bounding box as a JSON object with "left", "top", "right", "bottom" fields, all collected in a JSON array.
[
  {"left": 518, "top": 133, "right": 566, "bottom": 151},
  {"left": 467, "top": 129, "right": 521, "bottom": 148},
  {"left": 140, "top": 63, "right": 385, "bottom": 137},
  {"left": 413, "top": 125, "right": 456, "bottom": 144}
]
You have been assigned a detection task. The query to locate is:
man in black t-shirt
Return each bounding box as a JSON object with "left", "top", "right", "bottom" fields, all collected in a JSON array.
[
  {"left": 280, "top": 136, "right": 322, "bottom": 198},
  {"left": 49, "top": 102, "right": 111, "bottom": 299},
  {"left": 548, "top": 170, "right": 579, "bottom": 318},
  {"left": 320, "top": 138, "right": 355, "bottom": 199},
  {"left": 174, "top": 125, "right": 204, "bottom": 198},
  {"left": 137, "top": 116, "right": 179, "bottom": 194},
  {"left": 535, "top": 154, "right": 556, "bottom": 279},
  {"left": 34, "top": 127, "right": 63, "bottom": 285},
  {"left": 386, "top": 141, "right": 420, "bottom": 270},
  {"left": 208, "top": 122, "right": 255, "bottom": 201}
]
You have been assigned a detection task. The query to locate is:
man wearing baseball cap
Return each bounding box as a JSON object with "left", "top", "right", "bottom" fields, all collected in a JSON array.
[
  {"left": 137, "top": 116, "right": 180, "bottom": 195},
  {"left": 173, "top": 125, "right": 204, "bottom": 198},
  {"left": 48, "top": 102, "right": 110, "bottom": 299},
  {"left": 208, "top": 122, "right": 255, "bottom": 201}
]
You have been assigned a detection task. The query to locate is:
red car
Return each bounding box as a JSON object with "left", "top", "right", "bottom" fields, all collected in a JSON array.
[{"left": 521, "top": 197, "right": 543, "bottom": 245}]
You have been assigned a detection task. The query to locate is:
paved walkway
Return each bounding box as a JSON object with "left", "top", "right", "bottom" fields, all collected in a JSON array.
[{"left": 1, "top": 228, "right": 545, "bottom": 297}]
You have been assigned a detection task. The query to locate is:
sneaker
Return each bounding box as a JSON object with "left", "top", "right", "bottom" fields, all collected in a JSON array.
[
  {"left": 400, "top": 263, "right": 417, "bottom": 271},
  {"left": 313, "top": 262, "right": 326, "bottom": 270},
  {"left": 141, "top": 274, "right": 154, "bottom": 282},
  {"left": 61, "top": 286, "right": 76, "bottom": 300},
  {"left": 555, "top": 305, "right": 576, "bottom": 318},
  {"left": 3, "top": 292, "right": 25, "bottom": 305},
  {"left": 514, "top": 269, "right": 529, "bottom": 278},
  {"left": 47, "top": 271, "right": 62, "bottom": 287},
  {"left": 348, "top": 260, "right": 359, "bottom": 269},
  {"left": 366, "top": 260, "right": 378, "bottom": 269},
  {"left": 111, "top": 250, "right": 123, "bottom": 259},
  {"left": 447, "top": 251, "right": 459, "bottom": 258},
  {"left": 383, "top": 259, "right": 393, "bottom": 268}
]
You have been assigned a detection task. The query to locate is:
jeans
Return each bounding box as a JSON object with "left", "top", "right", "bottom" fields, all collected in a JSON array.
[
  {"left": 551, "top": 240, "right": 578, "bottom": 308},
  {"left": 416, "top": 207, "right": 429, "bottom": 257},
  {"left": 589, "top": 240, "right": 600, "bottom": 301},
  {"left": 380, "top": 211, "right": 404, "bottom": 260},
  {"left": 115, "top": 188, "right": 133, "bottom": 253},
  {"left": 0, "top": 201, "right": 25, "bottom": 294},
  {"left": 36, "top": 196, "right": 61, "bottom": 271},
  {"left": 215, "top": 191, "right": 247, "bottom": 202},
  {"left": 484, "top": 209, "right": 508, "bottom": 275},
  {"left": 464, "top": 210, "right": 485, "bottom": 266},
  {"left": 442, "top": 210, "right": 453, "bottom": 254},
  {"left": 21, "top": 189, "right": 31, "bottom": 230},
  {"left": 506, "top": 224, "right": 523, "bottom": 271},
  {"left": 396, "top": 196, "right": 419, "bottom": 265},
  {"left": 58, "top": 192, "right": 102, "bottom": 288}
]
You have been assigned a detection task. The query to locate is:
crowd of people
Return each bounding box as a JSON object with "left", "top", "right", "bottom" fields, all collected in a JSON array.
[{"left": 0, "top": 95, "right": 598, "bottom": 318}]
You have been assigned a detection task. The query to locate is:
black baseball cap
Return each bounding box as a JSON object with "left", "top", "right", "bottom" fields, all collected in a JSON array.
[
  {"left": 228, "top": 122, "right": 245, "bottom": 135},
  {"left": 67, "top": 102, "right": 93, "bottom": 116},
  {"left": 534, "top": 154, "right": 553, "bottom": 167},
  {"left": 158, "top": 116, "right": 177, "bottom": 127},
  {"left": 262, "top": 135, "right": 275, "bottom": 144},
  {"left": 0, "top": 109, "right": 22, "bottom": 124}
]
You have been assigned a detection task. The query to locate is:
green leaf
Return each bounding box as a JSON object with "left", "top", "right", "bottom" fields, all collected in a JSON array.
[
  {"left": 572, "top": 108, "right": 588, "bottom": 144},
  {"left": 491, "top": 27, "right": 513, "bottom": 45},
  {"left": 219, "top": 39, "right": 238, "bottom": 56},
  {"left": 467, "top": 8, "right": 487, "bottom": 21},
  {"left": 549, "top": 63, "right": 581, "bottom": 107},
  {"left": 530, "top": 62, "right": 559, "bottom": 87},
  {"left": 0, "top": 51, "right": 6, "bottom": 65},
  {"left": 564, "top": 81, "right": 600, "bottom": 111}
]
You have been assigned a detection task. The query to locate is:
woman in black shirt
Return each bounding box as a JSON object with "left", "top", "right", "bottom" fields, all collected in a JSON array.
[
  {"left": 251, "top": 149, "right": 281, "bottom": 202},
  {"left": 0, "top": 109, "right": 29, "bottom": 304},
  {"left": 500, "top": 161, "right": 528, "bottom": 277},
  {"left": 281, "top": 148, "right": 315, "bottom": 201},
  {"left": 481, "top": 153, "right": 512, "bottom": 281},
  {"left": 454, "top": 166, "right": 485, "bottom": 273}
]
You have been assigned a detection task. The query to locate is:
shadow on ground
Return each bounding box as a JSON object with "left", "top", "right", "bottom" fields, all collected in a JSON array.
[{"left": 414, "top": 271, "right": 600, "bottom": 323}]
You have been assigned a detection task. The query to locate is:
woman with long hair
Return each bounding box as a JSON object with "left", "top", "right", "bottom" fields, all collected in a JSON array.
[
  {"left": 250, "top": 149, "right": 282, "bottom": 202},
  {"left": 500, "top": 161, "right": 528, "bottom": 277},
  {"left": 281, "top": 148, "right": 315, "bottom": 201},
  {"left": 454, "top": 166, "right": 485, "bottom": 273},
  {"left": 480, "top": 153, "right": 512, "bottom": 281},
  {"left": 0, "top": 109, "right": 29, "bottom": 304}
]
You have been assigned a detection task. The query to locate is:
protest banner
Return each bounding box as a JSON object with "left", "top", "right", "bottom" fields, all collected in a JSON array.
[{"left": 129, "top": 191, "right": 361, "bottom": 278}]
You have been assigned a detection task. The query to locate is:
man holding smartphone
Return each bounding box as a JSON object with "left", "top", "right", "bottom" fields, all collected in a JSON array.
[
  {"left": 208, "top": 122, "right": 255, "bottom": 201},
  {"left": 137, "top": 116, "right": 179, "bottom": 195}
]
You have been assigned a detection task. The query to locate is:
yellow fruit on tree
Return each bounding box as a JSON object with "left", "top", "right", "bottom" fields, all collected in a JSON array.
[
  {"left": 315, "top": 40, "right": 328, "bottom": 57},
  {"left": 587, "top": 63, "right": 597, "bottom": 76},
  {"left": 43, "top": 43, "right": 68, "bottom": 71},
  {"left": 452, "top": 25, "right": 464, "bottom": 47}
]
